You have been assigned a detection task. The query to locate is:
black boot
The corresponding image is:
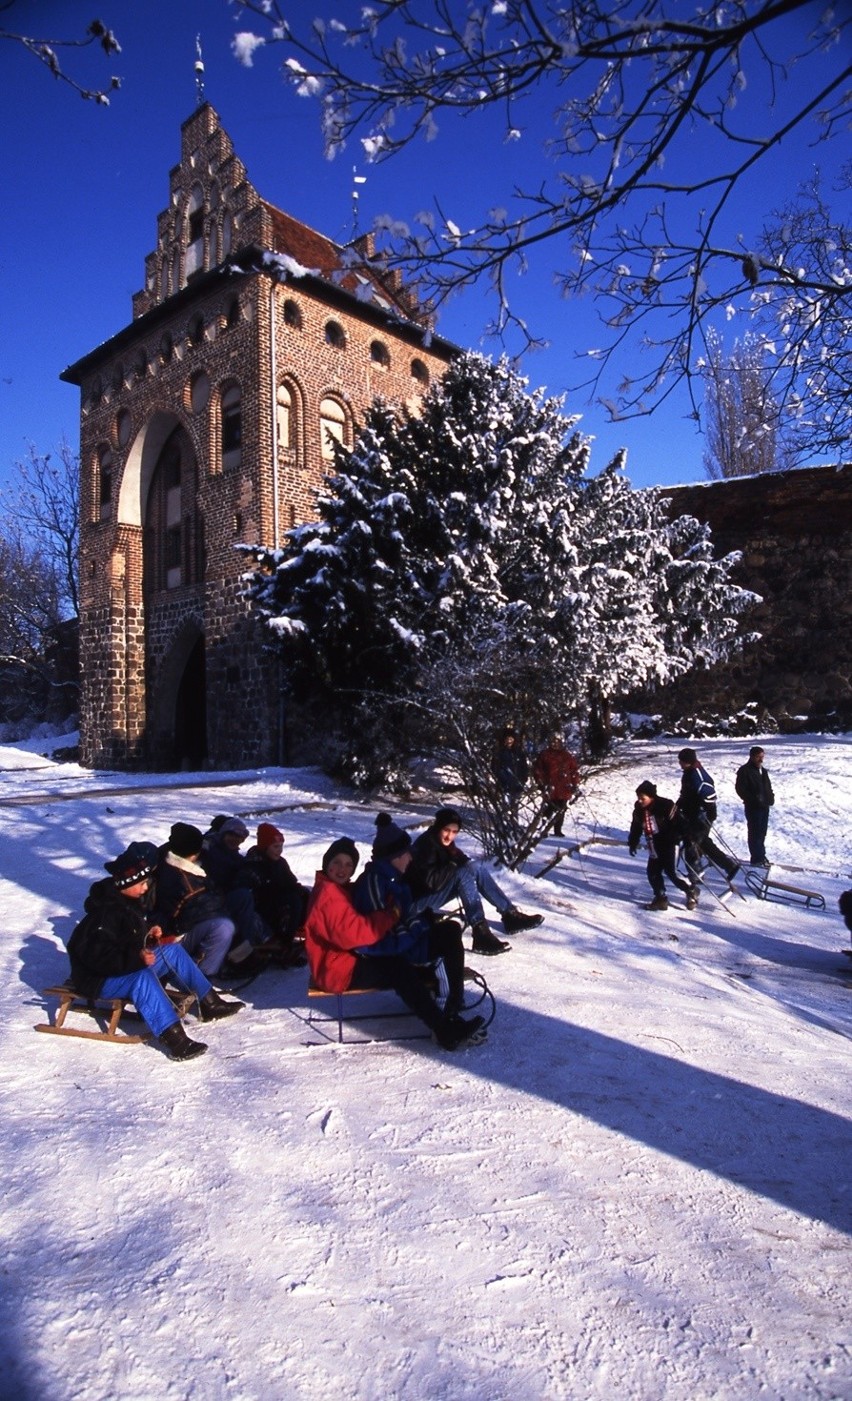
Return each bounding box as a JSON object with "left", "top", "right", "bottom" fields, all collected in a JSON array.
[
  {"left": 435, "top": 1014, "right": 487, "bottom": 1051},
  {"left": 471, "top": 919, "right": 511, "bottom": 956},
  {"left": 199, "top": 990, "right": 245, "bottom": 1022},
  {"left": 160, "top": 1021, "right": 208, "bottom": 1061},
  {"left": 501, "top": 907, "right": 544, "bottom": 933}
]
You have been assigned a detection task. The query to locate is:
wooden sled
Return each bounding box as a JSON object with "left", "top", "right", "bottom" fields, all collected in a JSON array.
[
  {"left": 744, "top": 869, "right": 826, "bottom": 910},
  {"left": 35, "top": 983, "right": 195, "bottom": 1044}
]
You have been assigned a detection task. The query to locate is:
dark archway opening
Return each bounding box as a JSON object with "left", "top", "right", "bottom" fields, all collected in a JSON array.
[{"left": 174, "top": 634, "right": 207, "bottom": 769}]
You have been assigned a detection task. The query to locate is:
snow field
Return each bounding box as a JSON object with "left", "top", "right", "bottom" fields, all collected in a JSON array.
[{"left": 0, "top": 734, "right": 850, "bottom": 1400}]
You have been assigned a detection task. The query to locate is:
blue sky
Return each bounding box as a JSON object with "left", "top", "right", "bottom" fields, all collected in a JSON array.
[{"left": 0, "top": 1, "right": 843, "bottom": 492}]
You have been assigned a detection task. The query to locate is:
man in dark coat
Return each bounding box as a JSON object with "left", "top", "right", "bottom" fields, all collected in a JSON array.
[{"left": 735, "top": 746, "right": 775, "bottom": 866}]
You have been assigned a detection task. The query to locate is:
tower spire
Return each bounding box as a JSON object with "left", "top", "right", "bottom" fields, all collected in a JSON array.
[{"left": 194, "top": 35, "right": 205, "bottom": 105}]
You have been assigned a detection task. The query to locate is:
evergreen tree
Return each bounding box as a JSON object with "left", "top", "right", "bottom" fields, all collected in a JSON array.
[{"left": 246, "top": 353, "right": 753, "bottom": 828}]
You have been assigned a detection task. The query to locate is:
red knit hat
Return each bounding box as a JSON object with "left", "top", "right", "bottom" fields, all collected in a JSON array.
[{"left": 257, "top": 822, "right": 284, "bottom": 850}]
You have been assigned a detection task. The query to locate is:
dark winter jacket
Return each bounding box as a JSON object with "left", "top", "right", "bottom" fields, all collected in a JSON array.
[
  {"left": 629, "top": 796, "right": 681, "bottom": 858},
  {"left": 245, "top": 845, "right": 309, "bottom": 937},
  {"left": 352, "top": 857, "right": 431, "bottom": 962},
  {"left": 154, "top": 852, "right": 228, "bottom": 935},
  {"left": 201, "top": 835, "right": 259, "bottom": 892},
  {"left": 67, "top": 878, "right": 151, "bottom": 996},
  {"left": 494, "top": 744, "right": 529, "bottom": 797},
  {"left": 735, "top": 761, "right": 775, "bottom": 810},
  {"left": 406, "top": 827, "right": 469, "bottom": 898},
  {"left": 354, "top": 857, "right": 414, "bottom": 921},
  {"left": 677, "top": 763, "right": 719, "bottom": 829}
]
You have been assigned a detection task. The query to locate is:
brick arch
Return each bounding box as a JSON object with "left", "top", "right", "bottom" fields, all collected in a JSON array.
[
  {"left": 147, "top": 617, "right": 207, "bottom": 770},
  {"left": 118, "top": 410, "right": 199, "bottom": 526}
]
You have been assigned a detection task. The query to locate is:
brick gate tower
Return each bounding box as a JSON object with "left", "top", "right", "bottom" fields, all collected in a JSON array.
[{"left": 61, "top": 103, "right": 455, "bottom": 771}]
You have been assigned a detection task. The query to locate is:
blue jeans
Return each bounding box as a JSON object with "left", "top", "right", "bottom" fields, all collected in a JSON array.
[
  {"left": 181, "top": 915, "right": 236, "bottom": 975},
  {"left": 100, "top": 944, "right": 212, "bottom": 1038},
  {"left": 409, "top": 860, "right": 512, "bottom": 926},
  {"left": 744, "top": 804, "right": 770, "bottom": 863}
]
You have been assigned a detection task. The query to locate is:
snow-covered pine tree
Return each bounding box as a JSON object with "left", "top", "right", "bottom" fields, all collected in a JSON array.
[{"left": 244, "top": 352, "right": 754, "bottom": 824}]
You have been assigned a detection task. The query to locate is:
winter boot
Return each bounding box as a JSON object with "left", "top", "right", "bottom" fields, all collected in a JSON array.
[
  {"left": 199, "top": 990, "right": 245, "bottom": 1022},
  {"left": 435, "top": 1014, "right": 487, "bottom": 1052},
  {"left": 685, "top": 885, "right": 699, "bottom": 911},
  {"left": 646, "top": 894, "right": 669, "bottom": 911},
  {"left": 471, "top": 920, "right": 511, "bottom": 956},
  {"left": 501, "top": 906, "right": 544, "bottom": 933},
  {"left": 160, "top": 1021, "right": 208, "bottom": 1061}
]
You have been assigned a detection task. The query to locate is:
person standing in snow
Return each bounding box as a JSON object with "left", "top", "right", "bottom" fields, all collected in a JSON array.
[
  {"left": 533, "top": 733, "right": 580, "bottom": 837},
  {"left": 494, "top": 728, "right": 528, "bottom": 810},
  {"left": 629, "top": 782, "right": 697, "bottom": 911},
  {"left": 67, "top": 846, "right": 244, "bottom": 1061},
  {"left": 406, "top": 807, "right": 544, "bottom": 956},
  {"left": 676, "top": 748, "right": 740, "bottom": 883},
  {"left": 735, "top": 746, "right": 775, "bottom": 866}
]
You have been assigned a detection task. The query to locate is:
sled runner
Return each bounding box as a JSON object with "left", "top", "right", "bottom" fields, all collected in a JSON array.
[
  {"left": 744, "top": 868, "right": 826, "bottom": 910},
  {"left": 305, "top": 968, "right": 496, "bottom": 1046},
  {"left": 35, "top": 982, "right": 195, "bottom": 1044}
]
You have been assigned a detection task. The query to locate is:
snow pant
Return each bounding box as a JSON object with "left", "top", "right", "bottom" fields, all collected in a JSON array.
[
  {"left": 223, "top": 886, "right": 271, "bottom": 947},
  {"left": 181, "top": 914, "right": 236, "bottom": 976},
  {"left": 409, "top": 861, "right": 512, "bottom": 928},
  {"left": 100, "top": 943, "right": 213, "bottom": 1038},
  {"left": 684, "top": 823, "right": 738, "bottom": 880},
  {"left": 349, "top": 954, "right": 446, "bottom": 1034},
  {"left": 743, "top": 804, "right": 770, "bottom": 864},
  {"left": 358, "top": 920, "right": 464, "bottom": 1007},
  {"left": 647, "top": 844, "right": 692, "bottom": 900}
]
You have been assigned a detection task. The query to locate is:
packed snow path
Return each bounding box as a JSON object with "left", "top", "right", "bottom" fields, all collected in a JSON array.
[{"left": 0, "top": 735, "right": 850, "bottom": 1400}]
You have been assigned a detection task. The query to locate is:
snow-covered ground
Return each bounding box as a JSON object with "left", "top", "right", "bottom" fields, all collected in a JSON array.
[{"left": 1, "top": 733, "right": 850, "bottom": 1401}]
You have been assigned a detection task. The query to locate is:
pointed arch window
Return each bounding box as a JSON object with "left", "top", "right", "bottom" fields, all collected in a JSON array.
[{"left": 319, "top": 396, "right": 348, "bottom": 462}]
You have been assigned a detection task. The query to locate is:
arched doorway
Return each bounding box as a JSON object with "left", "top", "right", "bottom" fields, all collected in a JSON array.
[{"left": 174, "top": 633, "right": 207, "bottom": 769}]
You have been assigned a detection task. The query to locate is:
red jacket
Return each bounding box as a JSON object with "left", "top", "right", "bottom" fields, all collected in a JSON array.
[
  {"left": 533, "top": 746, "right": 580, "bottom": 802},
  {"left": 304, "top": 872, "right": 397, "bottom": 992}
]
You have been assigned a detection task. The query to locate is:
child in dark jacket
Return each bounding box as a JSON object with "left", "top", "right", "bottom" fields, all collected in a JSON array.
[
  {"left": 245, "top": 823, "right": 309, "bottom": 967},
  {"left": 67, "top": 846, "right": 243, "bottom": 1060},
  {"left": 629, "top": 782, "right": 697, "bottom": 911}
]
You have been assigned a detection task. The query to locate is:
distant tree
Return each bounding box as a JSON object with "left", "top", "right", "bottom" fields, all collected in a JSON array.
[
  {"left": 0, "top": 3, "right": 120, "bottom": 104},
  {"left": 244, "top": 354, "right": 754, "bottom": 860},
  {"left": 700, "top": 329, "right": 789, "bottom": 479},
  {"left": 0, "top": 442, "right": 80, "bottom": 727},
  {"left": 235, "top": 1, "right": 851, "bottom": 461}
]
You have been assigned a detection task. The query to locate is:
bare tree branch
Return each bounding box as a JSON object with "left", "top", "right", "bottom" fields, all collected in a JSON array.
[
  {"left": 0, "top": 4, "right": 120, "bottom": 105},
  {"left": 235, "top": 0, "right": 851, "bottom": 458}
]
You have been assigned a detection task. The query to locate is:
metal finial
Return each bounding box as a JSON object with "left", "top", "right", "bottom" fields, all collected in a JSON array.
[
  {"left": 194, "top": 35, "right": 205, "bottom": 105},
  {"left": 351, "top": 166, "right": 367, "bottom": 237}
]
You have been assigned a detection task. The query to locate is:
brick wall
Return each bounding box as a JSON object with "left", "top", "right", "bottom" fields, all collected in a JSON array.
[{"left": 655, "top": 464, "right": 852, "bottom": 730}]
